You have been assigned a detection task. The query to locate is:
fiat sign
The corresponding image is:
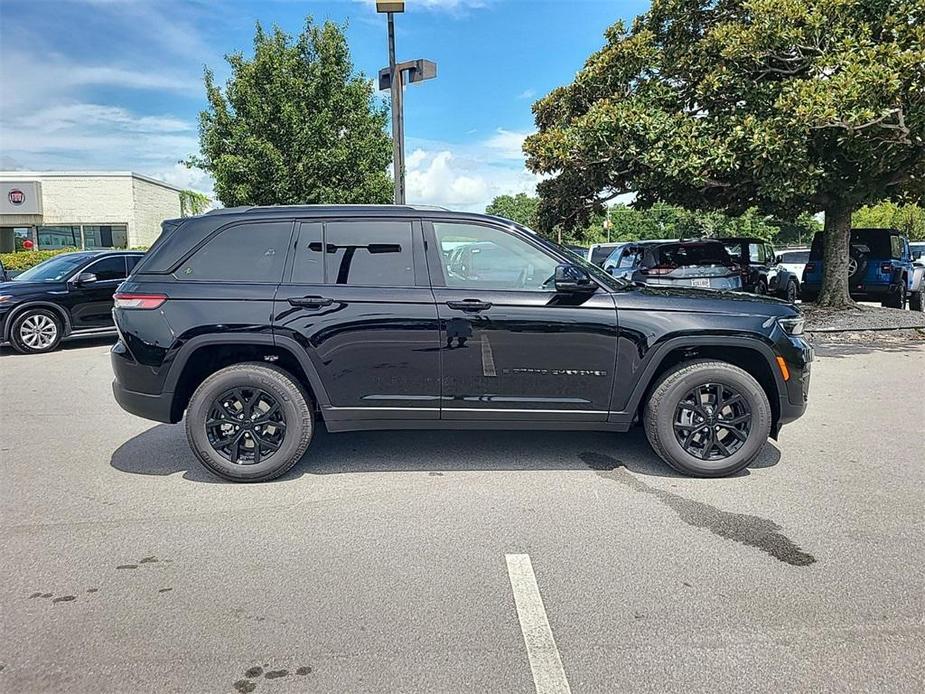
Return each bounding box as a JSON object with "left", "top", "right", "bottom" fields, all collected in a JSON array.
[{"left": 1, "top": 181, "right": 42, "bottom": 215}]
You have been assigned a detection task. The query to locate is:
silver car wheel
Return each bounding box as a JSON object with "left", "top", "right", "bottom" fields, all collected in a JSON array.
[{"left": 20, "top": 313, "right": 58, "bottom": 350}]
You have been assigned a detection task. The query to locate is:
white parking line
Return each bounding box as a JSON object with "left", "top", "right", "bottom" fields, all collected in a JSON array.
[{"left": 505, "top": 553, "right": 572, "bottom": 694}]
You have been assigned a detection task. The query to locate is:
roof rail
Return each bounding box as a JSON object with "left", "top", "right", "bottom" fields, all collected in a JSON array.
[{"left": 204, "top": 203, "right": 450, "bottom": 215}]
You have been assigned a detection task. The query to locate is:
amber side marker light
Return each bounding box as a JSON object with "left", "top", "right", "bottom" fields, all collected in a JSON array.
[{"left": 775, "top": 355, "right": 791, "bottom": 381}]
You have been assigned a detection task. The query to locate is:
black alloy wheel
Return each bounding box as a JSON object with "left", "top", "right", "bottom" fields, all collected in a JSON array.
[
  {"left": 206, "top": 387, "right": 287, "bottom": 465},
  {"left": 672, "top": 383, "right": 752, "bottom": 461}
]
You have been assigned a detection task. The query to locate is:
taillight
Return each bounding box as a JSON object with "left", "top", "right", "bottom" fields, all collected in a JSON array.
[
  {"left": 880, "top": 262, "right": 893, "bottom": 274},
  {"left": 804, "top": 263, "right": 816, "bottom": 273},
  {"left": 641, "top": 265, "right": 674, "bottom": 275},
  {"left": 114, "top": 293, "right": 167, "bottom": 309}
]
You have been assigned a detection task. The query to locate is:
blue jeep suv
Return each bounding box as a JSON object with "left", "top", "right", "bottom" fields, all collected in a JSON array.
[{"left": 802, "top": 228, "right": 924, "bottom": 311}]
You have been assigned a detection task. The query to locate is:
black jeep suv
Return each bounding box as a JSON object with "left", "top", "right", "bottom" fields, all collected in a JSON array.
[{"left": 111, "top": 206, "right": 811, "bottom": 481}]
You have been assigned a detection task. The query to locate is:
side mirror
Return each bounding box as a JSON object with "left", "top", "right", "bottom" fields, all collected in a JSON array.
[
  {"left": 913, "top": 251, "right": 922, "bottom": 261},
  {"left": 554, "top": 263, "right": 595, "bottom": 293},
  {"left": 75, "top": 272, "right": 98, "bottom": 286}
]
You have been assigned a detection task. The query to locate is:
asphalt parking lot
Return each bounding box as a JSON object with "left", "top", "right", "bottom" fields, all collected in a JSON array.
[{"left": 1, "top": 336, "right": 923, "bottom": 693}]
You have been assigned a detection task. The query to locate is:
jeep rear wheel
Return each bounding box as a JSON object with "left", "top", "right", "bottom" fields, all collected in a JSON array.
[
  {"left": 643, "top": 360, "right": 772, "bottom": 477},
  {"left": 784, "top": 279, "right": 798, "bottom": 303},
  {"left": 882, "top": 282, "right": 906, "bottom": 309},
  {"left": 910, "top": 286, "right": 924, "bottom": 312},
  {"left": 185, "top": 363, "right": 313, "bottom": 482}
]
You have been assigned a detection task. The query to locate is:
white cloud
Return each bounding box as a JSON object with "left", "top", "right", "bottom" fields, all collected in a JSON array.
[
  {"left": 482, "top": 128, "right": 530, "bottom": 160},
  {"left": 404, "top": 128, "right": 541, "bottom": 212},
  {"left": 518, "top": 89, "right": 536, "bottom": 100}
]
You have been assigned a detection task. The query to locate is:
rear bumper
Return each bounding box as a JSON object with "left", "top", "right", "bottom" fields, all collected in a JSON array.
[
  {"left": 112, "top": 380, "right": 175, "bottom": 423},
  {"left": 802, "top": 281, "right": 895, "bottom": 299}
]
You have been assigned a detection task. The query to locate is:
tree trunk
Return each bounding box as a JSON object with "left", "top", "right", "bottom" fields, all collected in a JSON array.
[{"left": 816, "top": 202, "right": 857, "bottom": 309}]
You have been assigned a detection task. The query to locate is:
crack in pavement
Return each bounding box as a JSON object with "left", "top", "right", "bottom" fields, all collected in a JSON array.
[{"left": 580, "top": 452, "right": 816, "bottom": 567}]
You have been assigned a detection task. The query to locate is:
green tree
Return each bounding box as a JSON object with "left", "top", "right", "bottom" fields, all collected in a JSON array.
[
  {"left": 853, "top": 201, "right": 925, "bottom": 240},
  {"left": 179, "top": 190, "right": 211, "bottom": 217},
  {"left": 186, "top": 19, "right": 392, "bottom": 207},
  {"left": 485, "top": 193, "right": 540, "bottom": 228},
  {"left": 525, "top": 0, "right": 925, "bottom": 307}
]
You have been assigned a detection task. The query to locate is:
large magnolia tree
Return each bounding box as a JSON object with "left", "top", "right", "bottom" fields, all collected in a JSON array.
[
  {"left": 525, "top": 0, "right": 925, "bottom": 307},
  {"left": 187, "top": 19, "right": 392, "bottom": 207}
]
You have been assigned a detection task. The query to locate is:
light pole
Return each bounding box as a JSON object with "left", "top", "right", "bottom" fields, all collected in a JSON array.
[{"left": 376, "top": 1, "right": 436, "bottom": 205}]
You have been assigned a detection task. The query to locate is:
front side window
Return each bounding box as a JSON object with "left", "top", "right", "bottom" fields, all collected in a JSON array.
[
  {"left": 85, "top": 256, "right": 127, "bottom": 281},
  {"left": 324, "top": 221, "right": 413, "bottom": 286},
  {"left": 177, "top": 222, "right": 291, "bottom": 282},
  {"left": 433, "top": 222, "right": 559, "bottom": 291}
]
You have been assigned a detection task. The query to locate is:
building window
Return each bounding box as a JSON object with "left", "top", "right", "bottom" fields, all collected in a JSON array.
[
  {"left": 83, "top": 225, "right": 128, "bottom": 249},
  {"left": 37, "top": 226, "right": 81, "bottom": 250}
]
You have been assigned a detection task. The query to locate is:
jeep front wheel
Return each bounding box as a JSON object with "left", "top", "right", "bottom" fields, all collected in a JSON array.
[
  {"left": 185, "top": 363, "right": 314, "bottom": 482},
  {"left": 643, "top": 360, "right": 772, "bottom": 477}
]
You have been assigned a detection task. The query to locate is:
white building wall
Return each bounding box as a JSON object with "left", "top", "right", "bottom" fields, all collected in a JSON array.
[
  {"left": 0, "top": 172, "right": 183, "bottom": 249},
  {"left": 131, "top": 176, "right": 182, "bottom": 247}
]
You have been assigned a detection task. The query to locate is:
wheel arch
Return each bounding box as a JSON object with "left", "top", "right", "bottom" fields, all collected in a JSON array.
[
  {"left": 163, "top": 334, "right": 331, "bottom": 423},
  {"left": 3, "top": 301, "right": 72, "bottom": 341},
  {"left": 619, "top": 335, "right": 785, "bottom": 434}
]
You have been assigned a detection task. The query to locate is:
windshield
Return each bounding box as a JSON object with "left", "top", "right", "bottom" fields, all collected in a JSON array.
[
  {"left": 590, "top": 245, "right": 616, "bottom": 266},
  {"left": 13, "top": 253, "right": 91, "bottom": 282}
]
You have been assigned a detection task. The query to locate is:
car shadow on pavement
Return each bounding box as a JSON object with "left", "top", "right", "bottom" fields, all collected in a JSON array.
[{"left": 110, "top": 423, "right": 780, "bottom": 483}]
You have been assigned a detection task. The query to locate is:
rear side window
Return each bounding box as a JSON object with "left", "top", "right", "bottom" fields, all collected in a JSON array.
[
  {"left": 782, "top": 251, "right": 810, "bottom": 264},
  {"left": 324, "top": 221, "right": 413, "bottom": 286},
  {"left": 177, "top": 222, "right": 291, "bottom": 282},
  {"left": 86, "top": 256, "right": 128, "bottom": 281}
]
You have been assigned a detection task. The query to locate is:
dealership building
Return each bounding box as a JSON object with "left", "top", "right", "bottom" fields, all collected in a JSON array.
[{"left": 0, "top": 171, "right": 184, "bottom": 253}]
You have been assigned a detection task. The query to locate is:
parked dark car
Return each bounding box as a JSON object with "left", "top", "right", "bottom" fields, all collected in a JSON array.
[
  {"left": 802, "top": 228, "right": 924, "bottom": 310},
  {"left": 603, "top": 240, "right": 743, "bottom": 290},
  {"left": 111, "top": 206, "right": 811, "bottom": 481},
  {"left": 0, "top": 250, "right": 144, "bottom": 353},
  {"left": 721, "top": 237, "right": 800, "bottom": 301}
]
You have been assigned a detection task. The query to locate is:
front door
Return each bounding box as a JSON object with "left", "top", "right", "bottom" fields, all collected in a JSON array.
[
  {"left": 67, "top": 255, "right": 128, "bottom": 329},
  {"left": 425, "top": 220, "right": 619, "bottom": 422},
  {"left": 273, "top": 218, "right": 441, "bottom": 425}
]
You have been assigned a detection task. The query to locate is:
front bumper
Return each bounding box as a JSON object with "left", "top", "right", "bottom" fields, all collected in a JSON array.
[{"left": 775, "top": 336, "right": 813, "bottom": 430}]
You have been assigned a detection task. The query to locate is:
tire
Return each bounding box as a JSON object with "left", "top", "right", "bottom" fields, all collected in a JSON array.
[
  {"left": 848, "top": 247, "right": 868, "bottom": 283},
  {"left": 643, "top": 360, "right": 772, "bottom": 478},
  {"left": 185, "top": 363, "right": 314, "bottom": 482},
  {"left": 882, "top": 282, "right": 906, "bottom": 309},
  {"left": 754, "top": 279, "right": 768, "bottom": 295},
  {"left": 784, "top": 279, "right": 798, "bottom": 303},
  {"left": 909, "top": 286, "right": 923, "bottom": 312},
  {"left": 10, "top": 308, "right": 64, "bottom": 354}
]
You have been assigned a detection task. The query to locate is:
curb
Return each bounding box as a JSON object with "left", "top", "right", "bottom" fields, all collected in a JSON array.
[{"left": 807, "top": 325, "right": 925, "bottom": 334}]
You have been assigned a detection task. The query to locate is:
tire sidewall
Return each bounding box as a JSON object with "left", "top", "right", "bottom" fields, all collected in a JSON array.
[
  {"left": 186, "top": 365, "right": 312, "bottom": 482},
  {"left": 11, "top": 308, "right": 63, "bottom": 354},
  {"left": 651, "top": 364, "right": 772, "bottom": 477}
]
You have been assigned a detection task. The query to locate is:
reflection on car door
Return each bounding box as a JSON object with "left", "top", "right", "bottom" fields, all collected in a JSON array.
[
  {"left": 425, "top": 220, "right": 618, "bottom": 423},
  {"left": 273, "top": 218, "right": 441, "bottom": 425},
  {"left": 68, "top": 255, "right": 128, "bottom": 329}
]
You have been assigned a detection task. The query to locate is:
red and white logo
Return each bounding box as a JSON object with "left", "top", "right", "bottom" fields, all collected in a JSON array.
[{"left": 8, "top": 189, "right": 25, "bottom": 205}]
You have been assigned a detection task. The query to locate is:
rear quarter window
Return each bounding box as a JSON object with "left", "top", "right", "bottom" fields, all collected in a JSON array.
[{"left": 176, "top": 221, "right": 292, "bottom": 282}]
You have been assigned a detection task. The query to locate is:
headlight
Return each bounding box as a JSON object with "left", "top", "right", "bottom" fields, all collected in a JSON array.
[{"left": 778, "top": 317, "right": 804, "bottom": 336}]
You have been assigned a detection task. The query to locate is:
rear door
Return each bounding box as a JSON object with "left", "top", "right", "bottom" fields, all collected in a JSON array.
[{"left": 273, "top": 217, "right": 441, "bottom": 424}]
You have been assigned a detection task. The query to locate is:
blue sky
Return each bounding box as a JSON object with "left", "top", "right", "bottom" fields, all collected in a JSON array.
[{"left": 0, "top": 0, "right": 647, "bottom": 210}]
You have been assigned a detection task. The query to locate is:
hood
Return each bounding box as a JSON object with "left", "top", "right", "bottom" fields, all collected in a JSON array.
[
  {"left": 619, "top": 284, "right": 799, "bottom": 317},
  {"left": 0, "top": 280, "right": 67, "bottom": 297}
]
